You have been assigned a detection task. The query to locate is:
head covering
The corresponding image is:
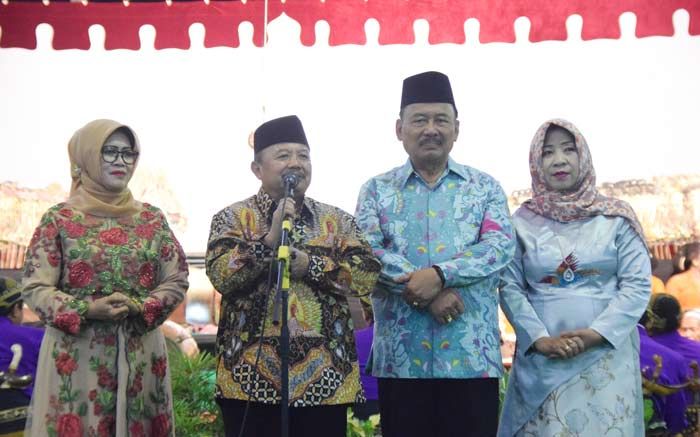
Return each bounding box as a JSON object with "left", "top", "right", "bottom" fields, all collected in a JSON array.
[
  {"left": 400, "top": 71, "right": 457, "bottom": 116},
  {"left": 0, "top": 277, "right": 21, "bottom": 312},
  {"left": 253, "top": 115, "right": 308, "bottom": 154},
  {"left": 522, "top": 118, "right": 646, "bottom": 243},
  {"left": 683, "top": 309, "right": 700, "bottom": 322},
  {"left": 65, "top": 119, "right": 140, "bottom": 218}
]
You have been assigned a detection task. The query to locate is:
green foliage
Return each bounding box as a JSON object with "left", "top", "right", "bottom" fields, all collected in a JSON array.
[
  {"left": 346, "top": 408, "right": 380, "bottom": 437},
  {"left": 644, "top": 398, "right": 655, "bottom": 426},
  {"left": 168, "top": 343, "right": 224, "bottom": 437},
  {"left": 499, "top": 369, "right": 510, "bottom": 416}
]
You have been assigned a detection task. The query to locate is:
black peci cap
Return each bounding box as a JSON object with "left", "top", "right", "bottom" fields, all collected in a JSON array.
[{"left": 253, "top": 115, "right": 309, "bottom": 153}]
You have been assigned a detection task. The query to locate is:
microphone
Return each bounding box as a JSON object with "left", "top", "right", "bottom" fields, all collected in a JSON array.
[
  {"left": 283, "top": 173, "right": 299, "bottom": 188},
  {"left": 282, "top": 173, "right": 299, "bottom": 196}
]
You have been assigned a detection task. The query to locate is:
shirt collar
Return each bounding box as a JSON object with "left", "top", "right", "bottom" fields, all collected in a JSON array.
[
  {"left": 397, "top": 157, "right": 469, "bottom": 188},
  {"left": 255, "top": 187, "right": 314, "bottom": 222}
]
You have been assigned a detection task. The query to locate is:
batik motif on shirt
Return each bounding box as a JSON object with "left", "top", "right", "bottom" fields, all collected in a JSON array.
[
  {"left": 206, "top": 189, "right": 381, "bottom": 406},
  {"left": 355, "top": 158, "right": 515, "bottom": 379}
]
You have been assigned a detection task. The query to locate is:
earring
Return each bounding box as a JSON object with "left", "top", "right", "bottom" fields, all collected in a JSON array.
[{"left": 71, "top": 164, "right": 82, "bottom": 179}]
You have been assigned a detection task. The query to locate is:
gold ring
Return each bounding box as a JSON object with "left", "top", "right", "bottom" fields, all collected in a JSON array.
[{"left": 446, "top": 315, "right": 453, "bottom": 323}]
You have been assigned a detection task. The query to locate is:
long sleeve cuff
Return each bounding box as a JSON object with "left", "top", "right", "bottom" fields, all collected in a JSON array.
[
  {"left": 306, "top": 254, "right": 327, "bottom": 284},
  {"left": 52, "top": 298, "right": 89, "bottom": 335}
]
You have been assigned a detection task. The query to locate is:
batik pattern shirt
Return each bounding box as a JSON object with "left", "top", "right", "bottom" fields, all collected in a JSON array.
[
  {"left": 206, "top": 189, "right": 381, "bottom": 406},
  {"left": 22, "top": 202, "right": 189, "bottom": 437},
  {"left": 355, "top": 158, "right": 515, "bottom": 379}
]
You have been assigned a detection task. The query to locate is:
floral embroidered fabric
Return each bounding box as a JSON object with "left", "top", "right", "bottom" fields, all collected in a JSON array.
[{"left": 22, "top": 202, "right": 189, "bottom": 437}]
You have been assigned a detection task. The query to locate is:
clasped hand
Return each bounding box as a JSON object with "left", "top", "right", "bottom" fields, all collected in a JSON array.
[
  {"left": 398, "top": 268, "right": 464, "bottom": 324},
  {"left": 86, "top": 292, "right": 140, "bottom": 322},
  {"left": 533, "top": 329, "right": 603, "bottom": 359}
]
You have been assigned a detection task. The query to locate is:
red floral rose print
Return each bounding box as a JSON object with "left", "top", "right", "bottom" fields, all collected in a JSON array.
[
  {"left": 151, "top": 356, "right": 167, "bottom": 379},
  {"left": 30, "top": 228, "right": 41, "bottom": 246},
  {"left": 89, "top": 389, "right": 97, "bottom": 401},
  {"left": 55, "top": 352, "right": 78, "bottom": 376},
  {"left": 54, "top": 312, "right": 81, "bottom": 335},
  {"left": 135, "top": 223, "right": 156, "bottom": 240},
  {"left": 151, "top": 414, "right": 171, "bottom": 437},
  {"left": 58, "top": 208, "right": 74, "bottom": 218},
  {"left": 139, "top": 263, "right": 156, "bottom": 289},
  {"left": 140, "top": 210, "right": 156, "bottom": 222},
  {"left": 98, "top": 227, "right": 128, "bottom": 245},
  {"left": 68, "top": 260, "right": 94, "bottom": 288},
  {"left": 129, "top": 421, "right": 145, "bottom": 437},
  {"left": 143, "top": 299, "right": 163, "bottom": 327},
  {"left": 48, "top": 251, "right": 61, "bottom": 267},
  {"left": 64, "top": 220, "right": 87, "bottom": 238},
  {"left": 127, "top": 374, "right": 143, "bottom": 397},
  {"left": 160, "top": 244, "right": 172, "bottom": 259},
  {"left": 97, "top": 365, "right": 118, "bottom": 391},
  {"left": 102, "top": 335, "right": 116, "bottom": 346},
  {"left": 93, "top": 401, "right": 103, "bottom": 415},
  {"left": 44, "top": 222, "right": 59, "bottom": 240},
  {"left": 97, "top": 414, "right": 115, "bottom": 437},
  {"left": 56, "top": 413, "right": 82, "bottom": 437}
]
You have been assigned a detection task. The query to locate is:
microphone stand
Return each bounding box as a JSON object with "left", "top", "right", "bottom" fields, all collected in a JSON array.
[{"left": 273, "top": 181, "right": 294, "bottom": 437}]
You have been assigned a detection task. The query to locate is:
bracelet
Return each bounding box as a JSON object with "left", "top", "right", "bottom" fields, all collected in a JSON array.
[
  {"left": 131, "top": 298, "right": 144, "bottom": 314},
  {"left": 432, "top": 265, "right": 446, "bottom": 287}
]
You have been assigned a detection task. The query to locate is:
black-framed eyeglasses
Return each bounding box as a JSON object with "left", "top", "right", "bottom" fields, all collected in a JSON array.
[{"left": 101, "top": 148, "right": 139, "bottom": 164}]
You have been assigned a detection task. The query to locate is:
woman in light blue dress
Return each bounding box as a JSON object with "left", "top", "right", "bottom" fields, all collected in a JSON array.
[{"left": 498, "top": 119, "right": 651, "bottom": 436}]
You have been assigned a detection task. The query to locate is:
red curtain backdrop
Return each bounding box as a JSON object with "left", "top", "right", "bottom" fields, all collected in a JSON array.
[{"left": 1, "top": 0, "right": 699, "bottom": 50}]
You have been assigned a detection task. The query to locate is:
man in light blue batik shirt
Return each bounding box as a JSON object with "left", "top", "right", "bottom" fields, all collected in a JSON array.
[{"left": 354, "top": 71, "right": 515, "bottom": 437}]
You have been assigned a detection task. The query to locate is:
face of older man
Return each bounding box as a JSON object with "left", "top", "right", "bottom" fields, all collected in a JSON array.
[
  {"left": 251, "top": 142, "right": 312, "bottom": 201},
  {"left": 397, "top": 102, "right": 459, "bottom": 168},
  {"left": 680, "top": 312, "right": 700, "bottom": 341}
]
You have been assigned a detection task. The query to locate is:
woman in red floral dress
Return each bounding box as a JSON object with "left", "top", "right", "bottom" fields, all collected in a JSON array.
[{"left": 22, "top": 119, "right": 189, "bottom": 437}]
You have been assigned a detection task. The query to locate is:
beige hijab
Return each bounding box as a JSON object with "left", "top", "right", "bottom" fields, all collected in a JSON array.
[{"left": 65, "top": 119, "right": 141, "bottom": 217}]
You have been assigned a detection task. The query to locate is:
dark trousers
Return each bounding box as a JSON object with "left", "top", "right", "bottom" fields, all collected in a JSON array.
[
  {"left": 216, "top": 398, "right": 347, "bottom": 437},
  {"left": 351, "top": 399, "right": 379, "bottom": 420},
  {"left": 378, "top": 377, "right": 499, "bottom": 437}
]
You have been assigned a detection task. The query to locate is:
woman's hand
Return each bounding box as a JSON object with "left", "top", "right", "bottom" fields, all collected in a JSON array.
[
  {"left": 533, "top": 336, "right": 584, "bottom": 359},
  {"left": 112, "top": 292, "right": 142, "bottom": 316},
  {"left": 561, "top": 329, "right": 604, "bottom": 350},
  {"left": 86, "top": 293, "right": 132, "bottom": 321}
]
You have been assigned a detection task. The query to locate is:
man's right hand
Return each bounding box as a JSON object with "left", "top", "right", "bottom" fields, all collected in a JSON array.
[
  {"left": 263, "top": 197, "right": 297, "bottom": 248},
  {"left": 398, "top": 268, "right": 443, "bottom": 308},
  {"left": 86, "top": 293, "right": 132, "bottom": 321}
]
